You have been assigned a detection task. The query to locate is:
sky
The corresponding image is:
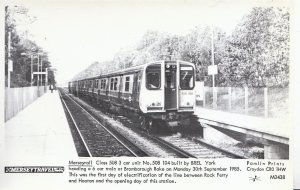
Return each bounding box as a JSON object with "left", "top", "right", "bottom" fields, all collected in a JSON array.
[{"left": 10, "top": 1, "right": 256, "bottom": 85}]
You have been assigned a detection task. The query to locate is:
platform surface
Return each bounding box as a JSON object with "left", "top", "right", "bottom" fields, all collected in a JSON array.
[
  {"left": 4, "top": 90, "right": 77, "bottom": 160},
  {"left": 195, "top": 107, "right": 290, "bottom": 139}
]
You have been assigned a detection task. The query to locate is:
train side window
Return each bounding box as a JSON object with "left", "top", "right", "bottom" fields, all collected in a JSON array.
[
  {"left": 124, "top": 76, "right": 130, "bottom": 92},
  {"left": 114, "top": 77, "right": 118, "bottom": 91},
  {"left": 110, "top": 78, "right": 114, "bottom": 90},
  {"left": 95, "top": 80, "right": 98, "bottom": 89},
  {"left": 146, "top": 64, "right": 161, "bottom": 90},
  {"left": 122, "top": 75, "right": 134, "bottom": 93},
  {"left": 104, "top": 79, "right": 107, "bottom": 89},
  {"left": 101, "top": 79, "right": 106, "bottom": 90}
]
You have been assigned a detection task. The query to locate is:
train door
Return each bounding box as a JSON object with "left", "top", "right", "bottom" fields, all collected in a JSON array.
[
  {"left": 165, "top": 62, "right": 177, "bottom": 110},
  {"left": 133, "top": 71, "right": 141, "bottom": 103}
]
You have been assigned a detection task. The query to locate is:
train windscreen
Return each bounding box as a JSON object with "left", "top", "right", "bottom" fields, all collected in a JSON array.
[
  {"left": 180, "top": 65, "right": 194, "bottom": 90},
  {"left": 146, "top": 64, "right": 161, "bottom": 89}
]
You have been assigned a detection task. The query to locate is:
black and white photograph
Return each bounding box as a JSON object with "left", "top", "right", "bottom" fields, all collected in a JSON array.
[{"left": 1, "top": 0, "right": 297, "bottom": 189}]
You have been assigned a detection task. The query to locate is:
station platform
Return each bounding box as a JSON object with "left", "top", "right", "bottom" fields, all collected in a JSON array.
[
  {"left": 4, "top": 90, "right": 77, "bottom": 159},
  {"left": 195, "top": 107, "right": 290, "bottom": 159},
  {"left": 195, "top": 107, "right": 290, "bottom": 139}
]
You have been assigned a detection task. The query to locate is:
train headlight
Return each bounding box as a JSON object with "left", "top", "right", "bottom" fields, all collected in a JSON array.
[
  {"left": 149, "top": 102, "right": 161, "bottom": 107},
  {"left": 147, "top": 101, "right": 163, "bottom": 111}
]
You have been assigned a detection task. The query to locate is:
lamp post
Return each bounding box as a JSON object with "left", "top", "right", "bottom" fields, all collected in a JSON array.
[
  {"left": 37, "top": 52, "right": 46, "bottom": 87},
  {"left": 41, "top": 59, "right": 43, "bottom": 86},
  {"left": 209, "top": 26, "right": 218, "bottom": 109},
  {"left": 30, "top": 55, "right": 33, "bottom": 86},
  {"left": 21, "top": 52, "right": 45, "bottom": 87},
  {"left": 7, "top": 32, "right": 13, "bottom": 88},
  {"left": 37, "top": 54, "right": 39, "bottom": 87}
]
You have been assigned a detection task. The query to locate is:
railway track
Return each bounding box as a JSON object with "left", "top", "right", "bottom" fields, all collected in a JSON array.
[
  {"left": 61, "top": 88, "right": 245, "bottom": 159},
  {"left": 59, "top": 89, "right": 148, "bottom": 157},
  {"left": 100, "top": 101, "right": 245, "bottom": 158},
  {"left": 102, "top": 105, "right": 244, "bottom": 158},
  {"left": 159, "top": 135, "right": 245, "bottom": 158}
]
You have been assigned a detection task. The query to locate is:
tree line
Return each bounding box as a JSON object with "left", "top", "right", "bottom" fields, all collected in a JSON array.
[
  {"left": 76, "top": 7, "right": 289, "bottom": 88},
  {"left": 5, "top": 6, "right": 56, "bottom": 88}
]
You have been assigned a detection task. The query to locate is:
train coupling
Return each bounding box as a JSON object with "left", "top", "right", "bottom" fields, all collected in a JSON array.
[
  {"left": 167, "top": 121, "right": 179, "bottom": 127},
  {"left": 162, "top": 112, "right": 179, "bottom": 121}
]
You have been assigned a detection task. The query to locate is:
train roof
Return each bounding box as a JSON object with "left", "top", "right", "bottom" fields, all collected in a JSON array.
[
  {"left": 70, "top": 60, "right": 194, "bottom": 82},
  {"left": 71, "top": 63, "right": 145, "bottom": 82}
]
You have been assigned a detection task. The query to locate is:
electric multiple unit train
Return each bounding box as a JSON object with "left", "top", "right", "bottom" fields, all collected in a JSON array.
[{"left": 69, "top": 60, "right": 201, "bottom": 134}]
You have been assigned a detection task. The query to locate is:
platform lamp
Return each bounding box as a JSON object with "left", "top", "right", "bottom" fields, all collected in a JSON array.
[{"left": 21, "top": 52, "right": 45, "bottom": 87}]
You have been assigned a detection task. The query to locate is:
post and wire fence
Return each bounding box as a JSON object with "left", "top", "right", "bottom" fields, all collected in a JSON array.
[{"left": 197, "top": 86, "right": 289, "bottom": 118}]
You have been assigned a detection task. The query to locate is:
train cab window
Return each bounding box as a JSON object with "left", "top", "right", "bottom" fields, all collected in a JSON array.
[
  {"left": 180, "top": 65, "right": 194, "bottom": 90},
  {"left": 146, "top": 64, "right": 161, "bottom": 90}
]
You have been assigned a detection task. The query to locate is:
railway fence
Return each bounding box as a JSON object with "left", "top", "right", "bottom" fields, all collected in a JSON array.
[
  {"left": 5, "top": 86, "right": 48, "bottom": 121},
  {"left": 196, "top": 86, "right": 288, "bottom": 118}
]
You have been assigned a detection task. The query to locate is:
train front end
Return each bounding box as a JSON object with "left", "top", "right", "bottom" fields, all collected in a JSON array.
[{"left": 139, "top": 60, "right": 200, "bottom": 132}]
